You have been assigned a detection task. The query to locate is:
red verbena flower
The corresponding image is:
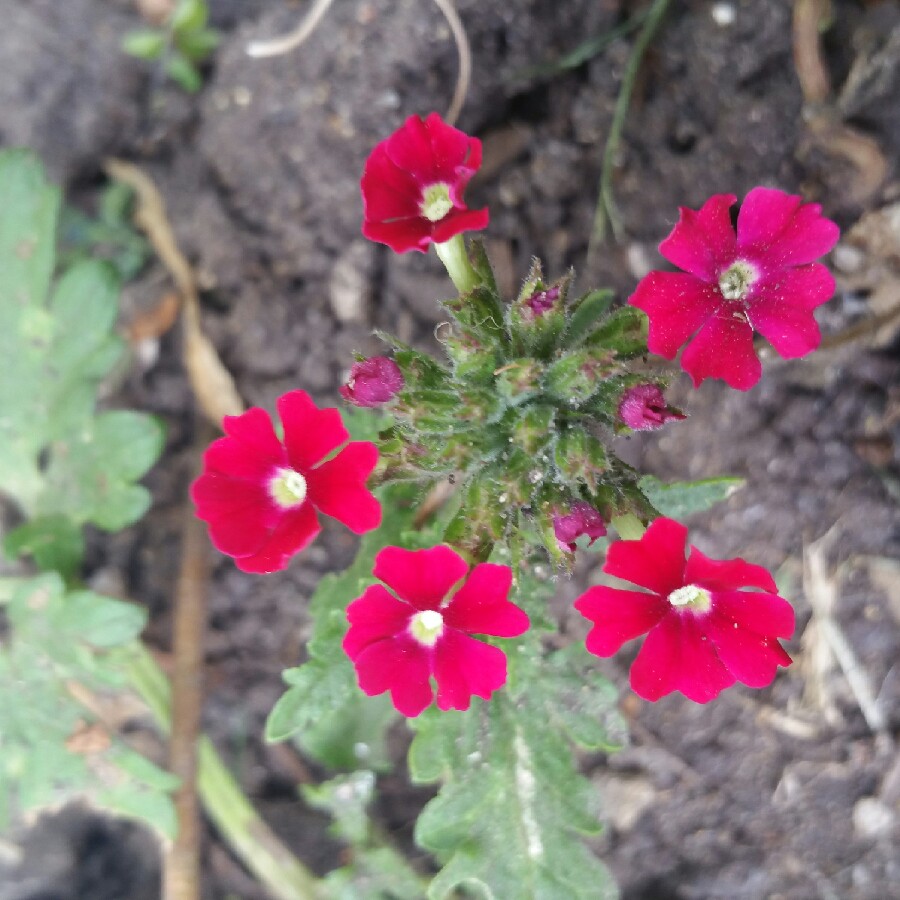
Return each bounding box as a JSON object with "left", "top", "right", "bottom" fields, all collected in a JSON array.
[
  {"left": 553, "top": 501, "right": 607, "bottom": 553},
  {"left": 339, "top": 356, "right": 404, "bottom": 407},
  {"left": 191, "top": 391, "right": 381, "bottom": 574},
  {"left": 574, "top": 518, "right": 794, "bottom": 703},
  {"left": 343, "top": 546, "right": 529, "bottom": 717},
  {"left": 617, "top": 383, "right": 686, "bottom": 431},
  {"left": 629, "top": 187, "right": 839, "bottom": 390},
  {"left": 361, "top": 113, "right": 489, "bottom": 253}
]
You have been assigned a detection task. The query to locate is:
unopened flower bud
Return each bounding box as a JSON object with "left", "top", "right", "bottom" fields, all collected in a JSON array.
[
  {"left": 617, "top": 384, "right": 686, "bottom": 431},
  {"left": 340, "top": 357, "right": 404, "bottom": 407},
  {"left": 523, "top": 285, "right": 560, "bottom": 318},
  {"left": 553, "top": 501, "right": 607, "bottom": 553}
]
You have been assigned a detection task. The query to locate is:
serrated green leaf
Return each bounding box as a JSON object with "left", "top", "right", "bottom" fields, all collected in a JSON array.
[
  {"left": 4, "top": 515, "right": 84, "bottom": 577},
  {"left": 638, "top": 474, "right": 744, "bottom": 520},
  {"left": 58, "top": 592, "right": 147, "bottom": 647},
  {"left": 414, "top": 696, "right": 617, "bottom": 900},
  {"left": 121, "top": 29, "right": 166, "bottom": 59},
  {"left": 98, "top": 784, "right": 178, "bottom": 840}
]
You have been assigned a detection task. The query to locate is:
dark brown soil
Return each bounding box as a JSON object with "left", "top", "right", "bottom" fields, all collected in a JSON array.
[{"left": 2, "top": 1, "right": 898, "bottom": 898}]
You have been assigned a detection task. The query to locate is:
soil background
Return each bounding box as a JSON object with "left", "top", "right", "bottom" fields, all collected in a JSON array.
[{"left": 1, "top": 0, "right": 899, "bottom": 898}]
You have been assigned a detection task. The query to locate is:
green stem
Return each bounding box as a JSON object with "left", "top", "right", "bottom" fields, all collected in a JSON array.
[
  {"left": 126, "top": 644, "right": 320, "bottom": 900},
  {"left": 434, "top": 234, "right": 479, "bottom": 295},
  {"left": 589, "top": 0, "right": 671, "bottom": 251}
]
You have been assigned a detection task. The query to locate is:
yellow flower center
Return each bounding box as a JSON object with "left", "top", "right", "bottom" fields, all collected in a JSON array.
[
  {"left": 269, "top": 467, "right": 307, "bottom": 508},
  {"left": 718, "top": 260, "right": 758, "bottom": 301},
  {"left": 409, "top": 609, "right": 444, "bottom": 646},
  {"left": 667, "top": 584, "right": 712, "bottom": 613},
  {"left": 420, "top": 183, "right": 453, "bottom": 222}
]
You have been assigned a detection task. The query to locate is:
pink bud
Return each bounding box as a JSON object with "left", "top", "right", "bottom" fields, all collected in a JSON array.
[
  {"left": 553, "top": 501, "right": 607, "bottom": 553},
  {"left": 340, "top": 357, "right": 404, "bottom": 407},
  {"left": 524, "top": 285, "right": 560, "bottom": 317},
  {"left": 617, "top": 384, "right": 686, "bottom": 431}
]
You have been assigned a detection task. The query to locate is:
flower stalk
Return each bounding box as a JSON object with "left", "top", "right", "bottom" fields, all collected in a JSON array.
[
  {"left": 434, "top": 234, "right": 480, "bottom": 295},
  {"left": 126, "top": 643, "right": 320, "bottom": 900}
]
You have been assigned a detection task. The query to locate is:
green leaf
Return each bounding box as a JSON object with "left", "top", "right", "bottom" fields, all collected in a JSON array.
[
  {"left": 414, "top": 696, "right": 617, "bottom": 900},
  {"left": 165, "top": 53, "right": 202, "bottom": 93},
  {"left": 562, "top": 289, "right": 615, "bottom": 348},
  {"left": 177, "top": 27, "right": 221, "bottom": 62},
  {"left": 170, "top": 0, "right": 208, "bottom": 33},
  {"left": 638, "top": 474, "right": 744, "bottom": 519},
  {"left": 121, "top": 29, "right": 166, "bottom": 59},
  {"left": 4, "top": 515, "right": 84, "bottom": 578},
  {"left": 0, "top": 575, "right": 174, "bottom": 837}
]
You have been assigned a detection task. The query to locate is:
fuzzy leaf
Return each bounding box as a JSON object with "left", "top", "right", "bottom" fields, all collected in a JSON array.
[
  {"left": 638, "top": 475, "right": 744, "bottom": 519},
  {"left": 3, "top": 515, "right": 84, "bottom": 578}
]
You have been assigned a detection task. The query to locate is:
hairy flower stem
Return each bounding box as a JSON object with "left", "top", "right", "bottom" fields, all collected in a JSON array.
[
  {"left": 126, "top": 644, "right": 320, "bottom": 900},
  {"left": 434, "top": 234, "right": 480, "bottom": 294}
]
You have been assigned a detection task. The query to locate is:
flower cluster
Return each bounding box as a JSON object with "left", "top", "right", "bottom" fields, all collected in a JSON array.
[{"left": 188, "top": 113, "right": 832, "bottom": 718}]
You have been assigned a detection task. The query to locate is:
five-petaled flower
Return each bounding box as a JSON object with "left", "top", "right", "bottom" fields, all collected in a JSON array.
[
  {"left": 617, "top": 383, "right": 686, "bottom": 431},
  {"left": 339, "top": 356, "right": 404, "bottom": 407},
  {"left": 361, "top": 113, "right": 489, "bottom": 253},
  {"left": 553, "top": 501, "right": 607, "bottom": 553},
  {"left": 629, "top": 187, "right": 839, "bottom": 390},
  {"left": 191, "top": 391, "right": 381, "bottom": 574},
  {"left": 343, "top": 545, "right": 529, "bottom": 716},
  {"left": 574, "top": 518, "right": 794, "bottom": 703}
]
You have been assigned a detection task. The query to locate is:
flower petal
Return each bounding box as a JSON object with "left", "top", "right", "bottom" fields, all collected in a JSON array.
[
  {"left": 431, "top": 206, "right": 490, "bottom": 244},
  {"left": 684, "top": 547, "right": 777, "bottom": 592},
  {"left": 680, "top": 310, "right": 761, "bottom": 390},
  {"left": 423, "top": 112, "right": 474, "bottom": 181},
  {"left": 361, "top": 145, "right": 420, "bottom": 221},
  {"left": 343, "top": 584, "right": 414, "bottom": 660},
  {"left": 277, "top": 390, "right": 349, "bottom": 472},
  {"left": 711, "top": 589, "right": 795, "bottom": 639},
  {"left": 433, "top": 630, "right": 507, "bottom": 711},
  {"left": 235, "top": 502, "right": 320, "bottom": 574},
  {"left": 604, "top": 518, "right": 688, "bottom": 596},
  {"left": 747, "top": 265, "right": 834, "bottom": 358},
  {"left": 443, "top": 564, "right": 529, "bottom": 637},
  {"left": 203, "top": 434, "right": 281, "bottom": 483},
  {"left": 659, "top": 193, "right": 738, "bottom": 280},
  {"left": 629, "top": 272, "right": 720, "bottom": 359},
  {"left": 362, "top": 217, "right": 431, "bottom": 253},
  {"left": 373, "top": 545, "right": 469, "bottom": 610},
  {"left": 220, "top": 406, "right": 286, "bottom": 470},
  {"left": 191, "top": 473, "right": 275, "bottom": 557},
  {"left": 305, "top": 442, "right": 381, "bottom": 534},
  {"left": 384, "top": 115, "right": 439, "bottom": 185},
  {"left": 351, "top": 636, "right": 434, "bottom": 717},
  {"left": 704, "top": 614, "right": 792, "bottom": 688},
  {"left": 575, "top": 587, "right": 670, "bottom": 657},
  {"left": 737, "top": 187, "right": 839, "bottom": 267},
  {"left": 630, "top": 613, "right": 735, "bottom": 703}
]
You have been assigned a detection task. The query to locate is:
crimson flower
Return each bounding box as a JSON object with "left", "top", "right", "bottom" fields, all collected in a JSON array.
[
  {"left": 191, "top": 391, "right": 381, "bottom": 574},
  {"left": 629, "top": 187, "right": 839, "bottom": 390},
  {"left": 343, "top": 546, "right": 529, "bottom": 717},
  {"left": 617, "top": 383, "right": 686, "bottom": 431},
  {"left": 339, "top": 356, "right": 404, "bottom": 407},
  {"left": 361, "top": 113, "right": 489, "bottom": 253},
  {"left": 574, "top": 518, "right": 794, "bottom": 703},
  {"left": 553, "top": 501, "right": 607, "bottom": 553}
]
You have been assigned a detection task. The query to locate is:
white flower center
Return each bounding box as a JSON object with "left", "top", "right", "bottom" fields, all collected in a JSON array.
[
  {"left": 268, "top": 467, "right": 307, "bottom": 508},
  {"left": 667, "top": 584, "right": 712, "bottom": 613},
  {"left": 718, "top": 260, "right": 758, "bottom": 301},
  {"left": 409, "top": 609, "right": 444, "bottom": 646},
  {"left": 420, "top": 183, "right": 453, "bottom": 222}
]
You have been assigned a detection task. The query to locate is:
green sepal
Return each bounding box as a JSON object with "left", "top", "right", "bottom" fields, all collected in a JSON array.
[
  {"left": 442, "top": 285, "right": 507, "bottom": 348},
  {"left": 562, "top": 288, "right": 616, "bottom": 348},
  {"left": 507, "top": 261, "right": 569, "bottom": 359},
  {"left": 582, "top": 305, "right": 648, "bottom": 360},
  {"left": 553, "top": 428, "right": 608, "bottom": 492},
  {"left": 543, "top": 348, "right": 616, "bottom": 406},
  {"left": 511, "top": 404, "right": 555, "bottom": 455},
  {"left": 495, "top": 358, "right": 543, "bottom": 407},
  {"left": 444, "top": 332, "right": 498, "bottom": 385}
]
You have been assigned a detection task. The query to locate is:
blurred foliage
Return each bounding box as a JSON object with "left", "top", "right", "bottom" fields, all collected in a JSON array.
[{"left": 122, "top": 0, "right": 221, "bottom": 93}]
